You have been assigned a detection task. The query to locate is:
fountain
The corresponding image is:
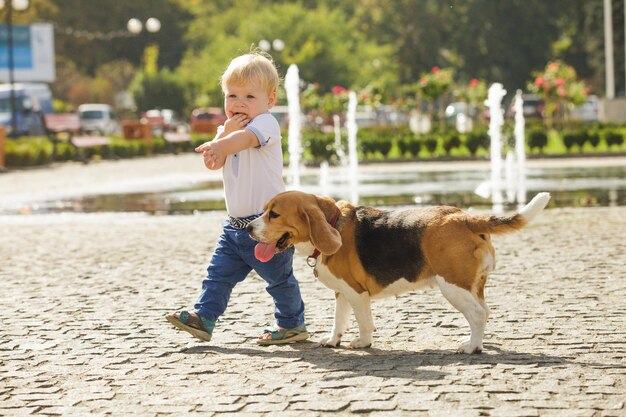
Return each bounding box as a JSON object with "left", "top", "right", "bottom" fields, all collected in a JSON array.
[
  {"left": 485, "top": 82, "right": 507, "bottom": 213},
  {"left": 319, "top": 161, "right": 330, "bottom": 196},
  {"left": 285, "top": 64, "right": 302, "bottom": 188},
  {"left": 513, "top": 89, "right": 527, "bottom": 206},
  {"left": 505, "top": 151, "right": 516, "bottom": 203},
  {"left": 346, "top": 91, "right": 359, "bottom": 204},
  {"left": 333, "top": 114, "right": 348, "bottom": 168},
  {"left": 475, "top": 85, "right": 527, "bottom": 211}
]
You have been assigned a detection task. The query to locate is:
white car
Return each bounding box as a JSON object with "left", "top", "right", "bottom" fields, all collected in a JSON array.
[
  {"left": 78, "top": 104, "right": 121, "bottom": 135},
  {"left": 570, "top": 95, "right": 599, "bottom": 123}
]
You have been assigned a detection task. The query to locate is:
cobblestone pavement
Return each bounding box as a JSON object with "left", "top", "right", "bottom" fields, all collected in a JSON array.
[{"left": 1, "top": 156, "right": 625, "bottom": 416}]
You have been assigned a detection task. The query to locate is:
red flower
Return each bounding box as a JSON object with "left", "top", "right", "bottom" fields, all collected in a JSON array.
[
  {"left": 332, "top": 85, "right": 346, "bottom": 95},
  {"left": 469, "top": 78, "right": 479, "bottom": 88},
  {"left": 432, "top": 66, "right": 440, "bottom": 74},
  {"left": 542, "top": 80, "right": 552, "bottom": 91},
  {"left": 534, "top": 77, "right": 544, "bottom": 87}
]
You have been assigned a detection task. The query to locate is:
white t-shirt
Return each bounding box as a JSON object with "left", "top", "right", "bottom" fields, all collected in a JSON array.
[{"left": 220, "top": 112, "right": 285, "bottom": 218}]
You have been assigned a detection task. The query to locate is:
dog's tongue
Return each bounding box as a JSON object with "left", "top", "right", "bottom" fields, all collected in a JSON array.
[{"left": 254, "top": 242, "right": 277, "bottom": 262}]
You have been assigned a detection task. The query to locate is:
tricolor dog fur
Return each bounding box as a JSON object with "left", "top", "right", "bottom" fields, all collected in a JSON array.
[{"left": 247, "top": 191, "right": 550, "bottom": 353}]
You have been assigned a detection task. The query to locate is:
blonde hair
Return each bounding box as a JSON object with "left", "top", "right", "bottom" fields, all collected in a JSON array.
[{"left": 220, "top": 51, "right": 280, "bottom": 95}]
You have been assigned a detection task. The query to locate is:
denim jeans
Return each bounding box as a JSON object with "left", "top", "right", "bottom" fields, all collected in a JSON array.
[{"left": 194, "top": 221, "right": 305, "bottom": 329}]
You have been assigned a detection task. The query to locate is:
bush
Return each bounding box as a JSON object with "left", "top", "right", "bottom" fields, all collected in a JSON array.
[
  {"left": 527, "top": 127, "right": 548, "bottom": 152},
  {"left": 4, "top": 138, "right": 53, "bottom": 167},
  {"left": 305, "top": 133, "right": 335, "bottom": 162},
  {"left": 562, "top": 131, "right": 579, "bottom": 152},
  {"left": 406, "top": 137, "right": 421, "bottom": 157},
  {"left": 442, "top": 134, "right": 461, "bottom": 155},
  {"left": 397, "top": 136, "right": 421, "bottom": 158},
  {"left": 587, "top": 131, "right": 600, "bottom": 148},
  {"left": 396, "top": 137, "right": 409, "bottom": 157},
  {"left": 360, "top": 138, "right": 378, "bottom": 157},
  {"left": 605, "top": 130, "right": 624, "bottom": 148},
  {"left": 466, "top": 130, "right": 490, "bottom": 155},
  {"left": 376, "top": 139, "right": 393, "bottom": 157},
  {"left": 423, "top": 135, "right": 439, "bottom": 155}
]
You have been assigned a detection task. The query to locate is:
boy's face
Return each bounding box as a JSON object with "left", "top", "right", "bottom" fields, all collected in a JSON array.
[{"left": 224, "top": 79, "right": 276, "bottom": 120}]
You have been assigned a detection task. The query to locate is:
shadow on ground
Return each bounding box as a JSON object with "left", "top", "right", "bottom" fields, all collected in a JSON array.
[{"left": 172, "top": 342, "right": 614, "bottom": 382}]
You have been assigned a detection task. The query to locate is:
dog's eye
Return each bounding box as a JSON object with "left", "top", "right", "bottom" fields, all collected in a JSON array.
[{"left": 269, "top": 210, "right": 280, "bottom": 219}]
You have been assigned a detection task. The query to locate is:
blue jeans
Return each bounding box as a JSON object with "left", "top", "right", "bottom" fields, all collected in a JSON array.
[{"left": 194, "top": 221, "right": 305, "bottom": 329}]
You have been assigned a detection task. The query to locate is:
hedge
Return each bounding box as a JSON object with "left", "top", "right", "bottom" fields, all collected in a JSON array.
[{"left": 3, "top": 124, "right": 625, "bottom": 168}]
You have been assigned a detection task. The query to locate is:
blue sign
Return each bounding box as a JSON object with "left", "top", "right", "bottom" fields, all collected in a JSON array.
[{"left": 0, "top": 25, "right": 33, "bottom": 69}]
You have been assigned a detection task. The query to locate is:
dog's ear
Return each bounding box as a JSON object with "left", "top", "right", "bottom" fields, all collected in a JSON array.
[{"left": 302, "top": 203, "right": 342, "bottom": 255}]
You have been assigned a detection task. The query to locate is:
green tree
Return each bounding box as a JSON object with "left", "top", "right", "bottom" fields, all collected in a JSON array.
[
  {"left": 37, "top": 0, "right": 191, "bottom": 74},
  {"left": 130, "top": 69, "right": 187, "bottom": 115},
  {"left": 177, "top": 2, "right": 396, "bottom": 107}
]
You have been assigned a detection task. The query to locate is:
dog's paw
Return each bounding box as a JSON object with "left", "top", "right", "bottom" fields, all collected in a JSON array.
[
  {"left": 318, "top": 334, "right": 342, "bottom": 347},
  {"left": 347, "top": 337, "right": 372, "bottom": 349},
  {"left": 456, "top": 337, "right": 483, "bottom": 354}
]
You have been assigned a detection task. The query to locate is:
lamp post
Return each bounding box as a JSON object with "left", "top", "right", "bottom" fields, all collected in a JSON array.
[
  {"left": 127, "top": 17, "right": 161, "bottom": 36},
  {"left": 1, "top": 0, "right": 29, "bottom": 137},
  {"left": 604, "top": 0, "right": 615, "bottom": 99},
  {"left": 259, "top": 39, "right": 284, "bottom": 53},
  {"left": 127, "top": 18, "right": 161, "bottom": 74}
]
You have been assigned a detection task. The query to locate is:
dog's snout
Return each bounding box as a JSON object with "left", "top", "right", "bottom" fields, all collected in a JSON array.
[{"left": 245, "top": 224, "right": 254, "bottom": 234}]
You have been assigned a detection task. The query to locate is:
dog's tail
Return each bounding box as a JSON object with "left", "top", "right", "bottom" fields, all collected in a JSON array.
[{"left": 463, "top": 192, "right": 551, "bottom": 235}]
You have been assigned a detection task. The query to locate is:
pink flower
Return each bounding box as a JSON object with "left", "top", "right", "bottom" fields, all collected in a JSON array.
[
  {"left": 469, "top": 78, "right": 479, "bottom": 88},
  {"left": 534, "top": 77, "right": 544, "bottom": 87},
  {"left": 432, "top": 66, "right": 440, "bottom": 74},
  {"left": 542, "top": 80, "right": 552, "bottom": 92},
  {"left": 548, "top": 62, "right": 559, "bottom": 72},
  {"left": 557, "top": 86, "right": 567, "bottom": 97},
  {"left": 555, "top": 78, "right": 564, "bottom": 87},
  {"left": 419, "top": 77, "right": 428, "bottom": 86},
  {"left": 331, "top": 86, "right": 346, "bottom": 95}
]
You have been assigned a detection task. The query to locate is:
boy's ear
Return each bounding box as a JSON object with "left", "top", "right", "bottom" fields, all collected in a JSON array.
[{"left": 268, "top": 91, "right": 276, "bottom": 108}]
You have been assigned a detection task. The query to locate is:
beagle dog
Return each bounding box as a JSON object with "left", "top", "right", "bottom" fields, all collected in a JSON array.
[{"left": 247, "top": 191, "right": 550, "bottom": 353}]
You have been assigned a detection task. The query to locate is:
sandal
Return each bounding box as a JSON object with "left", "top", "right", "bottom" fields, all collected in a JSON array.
[
  {"left": 257, "top": 325, "right": 309, "bottom": 345},
  {"left": 165, "top": 310, "right": 215, "bottom": 342}
]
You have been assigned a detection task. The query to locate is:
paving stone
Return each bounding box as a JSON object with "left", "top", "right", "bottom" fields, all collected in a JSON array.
[
  {"left": 349, "top": 400, "right": 397, "bottom": 413},
  {"left": 289, "top": 400, "right": 350, "bottom": 412},
  {"left": 490, "top": 408, "right": 540, "bottom": 417},
  {"left": 1, "top": 156, "right": 625, "bottom": 417}
]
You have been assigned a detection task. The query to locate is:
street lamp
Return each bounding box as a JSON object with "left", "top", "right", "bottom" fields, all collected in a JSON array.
[
  {"left": 259, "top": 39, "right": 284, "bottom": 53},
  {"left": 127, "top": 18, "right": 161, "bottom": 74},
  {"left": 1, "top": 0, "right": 30, "bottom": 137},
  {"left": 127, "top": 17, "right": 161, "bottom": 35}
]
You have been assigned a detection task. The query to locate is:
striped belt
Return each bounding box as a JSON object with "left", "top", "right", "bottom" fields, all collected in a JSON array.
[{"left": 228, "top": 213, "right": 261, "bottom": 229}]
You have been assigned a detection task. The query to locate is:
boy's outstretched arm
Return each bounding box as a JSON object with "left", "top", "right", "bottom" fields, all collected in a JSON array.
[{"left": 195, "top": 130, "right": 258, "bottom": 170}]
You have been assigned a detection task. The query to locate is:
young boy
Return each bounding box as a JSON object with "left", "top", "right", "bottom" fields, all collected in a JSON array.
[{"left": 165, "top": 52, "right": 308, "bottom": 345}]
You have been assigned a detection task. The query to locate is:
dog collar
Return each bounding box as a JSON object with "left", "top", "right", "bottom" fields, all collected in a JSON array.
[{"left": 306, "top": 205, "right": 341, "bottom": 268}]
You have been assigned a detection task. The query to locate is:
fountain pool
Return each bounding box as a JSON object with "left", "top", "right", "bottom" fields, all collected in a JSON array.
[{"left": 4, "top": 160, "right": 624, "bottom": 215}]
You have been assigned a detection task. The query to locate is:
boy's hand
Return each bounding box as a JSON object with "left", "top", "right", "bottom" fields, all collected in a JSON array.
[
  {"left": 195, "top": 141, "right": 225, "bottom": 170},
  {"left": 223, "top": 113, "right": 250, "bottom": 135}
]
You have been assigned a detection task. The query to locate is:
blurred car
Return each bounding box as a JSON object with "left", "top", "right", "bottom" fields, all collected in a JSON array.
[
  {"left": 507, "top": 94, "right": 544, "bottom": 119},
  {"left": 445, "top": 102, "right": 477, "bottom": 123},
  {"left": 78, "top": 103, "right": 121, "bottom": 135},
  {"left": 190, "top": 107, "right": 227, "bottom": 133},
  {"left": 570, "top": 95, "right": 599, "bottom": 123},
  {"left": 142, "top": 109, "right": 186, "bottom": 134},
  {"left": 445, "top": 102, "right": 484, "bottom": 132},
  {"left": 270, "top": 105, "right": 289, "bottom": 127}
]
